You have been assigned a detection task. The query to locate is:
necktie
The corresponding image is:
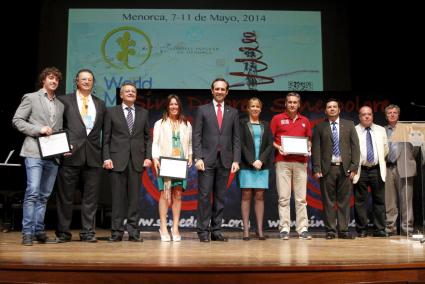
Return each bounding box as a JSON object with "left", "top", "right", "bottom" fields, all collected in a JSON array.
[
  {"left": 387, "top": 127, "right": 398, "bottom": 163},
  {"left": 217, "top": 103, "right": 223, "bottom": 129},
  {"left": 331, "top": 122, "right": 340, "bottom": 157},
  {"left": 80, "top": 96, "right": 88, "bottom": 116},
  {"left": 366, "top": 127, "right": 374, "bottom": 162},
  {"left": 126, "top": 107, "right": 134, "bottom": 134}
]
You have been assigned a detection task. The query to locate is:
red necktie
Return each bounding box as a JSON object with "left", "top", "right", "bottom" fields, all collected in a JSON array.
[{"left": 217, "top": 103, "right": 223, "bottom": 129}]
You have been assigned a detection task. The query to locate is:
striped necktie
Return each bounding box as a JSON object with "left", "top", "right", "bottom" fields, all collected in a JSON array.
[
  {"left": 331, "top": 122, "right": 340, "bottom": 157},
  {"left": 126, "top": 107, "right": 134, "bottom": 134},
  {"left": 366, "top": 127, "right": 374, "bottom": 162}
]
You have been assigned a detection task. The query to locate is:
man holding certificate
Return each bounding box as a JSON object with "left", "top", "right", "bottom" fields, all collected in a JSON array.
[
  {"left": 193, "top": 78, "right": 241, "bottom": 242},
  {"left": 12, "top": 67, "right": 64, "bottom": 246},
  {"left": 270, "top": 92, "right": 312, "bottom": 240},
  {"left": 56, "top": 69, "right": 106, "bottom": 243},
  {"left": 103, "top": 82, "right": 152, "bottom": 242}
]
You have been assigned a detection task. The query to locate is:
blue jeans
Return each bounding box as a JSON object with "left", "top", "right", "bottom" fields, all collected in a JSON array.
[{"left": 22, "top": 157, "right": 58, "bottom": 236}]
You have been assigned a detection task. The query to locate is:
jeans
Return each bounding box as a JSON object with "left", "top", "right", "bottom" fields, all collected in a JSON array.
[{"left": 22, "top": 157, "right": 58, "bottom": 236}]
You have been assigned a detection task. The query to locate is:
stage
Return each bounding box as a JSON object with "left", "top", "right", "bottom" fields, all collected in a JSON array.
[{"left": 0, "top": 229, "right": 424, "bottom": 283}]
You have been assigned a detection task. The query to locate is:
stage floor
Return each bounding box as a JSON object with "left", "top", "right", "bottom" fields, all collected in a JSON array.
[{"left": 0, "top": 229, "right": 424, "bottom": 283}]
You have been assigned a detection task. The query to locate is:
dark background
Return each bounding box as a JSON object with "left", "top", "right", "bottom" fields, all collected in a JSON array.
[{"left": 1, "top": 0, "right": 423, "bottom": 230}]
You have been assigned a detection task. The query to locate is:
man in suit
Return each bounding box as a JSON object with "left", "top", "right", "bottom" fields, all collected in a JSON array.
[
  {"left": 353, "top": 106, "right": 389, "bottom": 237},
  {"left": 384, "top": 104, "right": 418, "bottom": 236},
  {"left": 312, "top": 98, "right": 360, "bottom": 239},
  {"left": 193, "top": 78, "right": 241, "bottom": 242},
  {"left": 56, "top": 69, "right": 106, "bottom": 242},
  {"left": 12, "top": 67, "right": 64, "bottom": 245},
  {"left": 103, "top": 82, "right": 152, "bottom": 242}
]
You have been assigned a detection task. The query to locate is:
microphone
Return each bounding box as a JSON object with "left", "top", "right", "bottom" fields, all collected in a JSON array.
[{"left": 410, "top": 101, "right": 425, "bottom": 108}]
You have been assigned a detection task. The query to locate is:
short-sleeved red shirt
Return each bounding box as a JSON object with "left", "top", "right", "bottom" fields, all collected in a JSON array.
[{"left": 270, "top": 112, "right": 312, "bottom": 163}]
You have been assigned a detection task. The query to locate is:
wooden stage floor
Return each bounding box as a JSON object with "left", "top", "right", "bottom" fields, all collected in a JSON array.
[{"left": 0, "top": 229, "right": 424, "bottom": 283}]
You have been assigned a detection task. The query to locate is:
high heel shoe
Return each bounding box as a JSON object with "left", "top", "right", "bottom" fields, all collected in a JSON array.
[
  {"left": 170, "top": 228, "right": 181, "bottom": 242},
  {"left": 159, "top": 229, "right": 171, "bottom": 242}
]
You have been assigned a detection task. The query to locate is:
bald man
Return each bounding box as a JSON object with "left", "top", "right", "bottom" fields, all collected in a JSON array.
[{"left": 353, "top": 106, "right": 389, "bottom": 237}]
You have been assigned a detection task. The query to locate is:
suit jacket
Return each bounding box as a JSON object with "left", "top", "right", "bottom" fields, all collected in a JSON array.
[
  {"left": 103, "top": 105, "right": 152, "bottom": 172},
  {"left": 58, "top": 92, "right": 106, "bottom": 167},
  {"left": 12, "top": 89, "right": 64, "bottom": 158},
  {"left": 385, "top": 124, "right": 417, "bottom": 178},
  {"left": 312, "top": 118, "right": 360, "bottom": 176},
  {"left": 353, "top": 123, "right": 388, "bottom": 183},
  {"left": 152, "top": 118, "right": 192, "bottom": 160},
  {"left": 239, "top": 118, "right": 273, "bottom": 170},
  {"left": 193, "top": 102, "right": 241, "bottom": 168}
]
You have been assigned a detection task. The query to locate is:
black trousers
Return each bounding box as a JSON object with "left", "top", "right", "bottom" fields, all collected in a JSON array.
[
  {"left": 197, "top": 156, "right": 229, "bottom": 238},
  {"left": 320, "top": 165, "right": 352, "bottom": 233},
  {"left": 56, "top": 165, "right": 101, "bottom": 238},
  {"left": 110, "top": 161, "right": 141, "bottom": 238},
  {"left": 354, "top": 166, "right": 385, "bottom": 232}
]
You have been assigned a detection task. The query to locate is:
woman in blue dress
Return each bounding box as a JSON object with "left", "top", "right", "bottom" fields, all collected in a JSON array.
[{"left": 239, "top": 98, "right": 273, "bottom": 240}]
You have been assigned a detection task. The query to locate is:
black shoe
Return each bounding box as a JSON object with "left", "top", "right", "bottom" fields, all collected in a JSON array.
[
  {"left": 81, "top": 236, "right": 97, "bottom": 243},
  {"left": 199, "top": 235, "right": 210, "bottom": 242},
  {"left": 242, "top": 237, "right": 250, "bottom": 241},
  {"left": 326, "top": 232, "right": 336, "bottom": 239},
  {"left": 357, "top": 231, "right": 367, "bottom": 238},
  {"left": 372, "top": 230, "right": 389, "bottom": 237},
  {"left": 22, "top": 234, "right": 33, "bottom": 246},
  {"left": 108, "top": 235, "right": 123, "bottom": 242},
  {"left": 55, "top": 233, "right": 72, "bottom": 243},
  {"left": 211, "top": 234, "right": 228, "bottom": 242},
  {"left": 129, "top": 235, "right": 143, "bottom": 242},
  {"left": 338, "top": 232, "right": 356, "bottom": 239},
  {"left": 258, "top": 236, "right": 266, "bottom": 241},
  {"left": 35, "top": 232, "right": 48, "bottom": 243}
]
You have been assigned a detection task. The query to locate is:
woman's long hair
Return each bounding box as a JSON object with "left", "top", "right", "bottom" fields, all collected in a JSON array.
[{"left": 162, "top": 94, "right": 187, "bottom": 125}]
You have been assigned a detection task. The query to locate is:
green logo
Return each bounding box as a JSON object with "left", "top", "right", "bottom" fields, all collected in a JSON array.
[{"left": 101, "top": 26, "right": 152, "bottom": 70}]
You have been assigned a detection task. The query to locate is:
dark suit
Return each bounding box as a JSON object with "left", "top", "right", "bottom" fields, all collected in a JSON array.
[
  {"left": 311, "top": 118, "right": 360, "bottom": 233},
  {"left": 56, "top": 92, "right": 106, "bottom": 239},
  {"left": 193, "top": 102, "right": 241, "bottom": 238},
  {"left": 102, "top": 105, "right": 151, "bottom": 238},
  {"left": 239, "top": 119, "right": 273, "bottom": 170}
]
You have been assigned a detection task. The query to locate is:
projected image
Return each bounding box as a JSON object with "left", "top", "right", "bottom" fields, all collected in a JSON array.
[{"left": 67, "top": 9, "right": 322, "bottom": 106}]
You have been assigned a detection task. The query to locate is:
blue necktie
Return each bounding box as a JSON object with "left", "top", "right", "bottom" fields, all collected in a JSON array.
[
  {"left": 331, "top": 122, "right": 340, "bottom": 157},
  {"left": 366, "top": 127, "right": 374, "bottom": 162}
]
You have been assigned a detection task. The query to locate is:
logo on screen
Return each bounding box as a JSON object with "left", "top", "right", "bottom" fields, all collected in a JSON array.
[{"left": 101, "top": 26, "right": 152, "bottom": 70}]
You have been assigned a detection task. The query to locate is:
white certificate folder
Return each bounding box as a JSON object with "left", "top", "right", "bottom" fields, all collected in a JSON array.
[
  {"left": 158, "top": 157, "right": 188, "bottom": 180},
  {"left": 37, "top": 131, "right": 71, "bottom": 159},
  {"left": 281, "top": 136, "right": 309, "bottom": 155}
]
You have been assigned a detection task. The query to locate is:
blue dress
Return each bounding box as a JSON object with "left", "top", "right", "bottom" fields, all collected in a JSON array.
[{"left": 239, "top": 123, "right": 269, "bottom": 189}]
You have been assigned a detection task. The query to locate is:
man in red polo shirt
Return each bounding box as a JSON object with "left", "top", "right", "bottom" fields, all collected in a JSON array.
[{"left": 270, "top": 92, "right": 312, "bottom": 240}]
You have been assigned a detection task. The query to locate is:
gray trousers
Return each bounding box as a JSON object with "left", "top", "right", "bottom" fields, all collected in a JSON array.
[{"left": 385, "top": 165, "right": 414, "bottom": 234}]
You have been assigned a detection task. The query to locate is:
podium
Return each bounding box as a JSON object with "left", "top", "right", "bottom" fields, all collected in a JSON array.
[{"left": 390, "top": 122, "right": 424, "bottom": 241}]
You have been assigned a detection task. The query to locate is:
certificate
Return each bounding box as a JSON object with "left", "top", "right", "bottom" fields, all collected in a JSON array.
[
  {"left": 158, "top": 157, "right": 188, "bottom": 180},
  {"left": 37, "top": 131, "right": 71, "bottom": 159},
  {"left": 281, "top": 136, "right": 309, "bottom": 155}
]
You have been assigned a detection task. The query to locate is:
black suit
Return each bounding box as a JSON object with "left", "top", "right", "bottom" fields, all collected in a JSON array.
[
  {"left": 311, "top": 118, "right": 360, "bottom": 233},
  {"left": 102, "top": 105, "right": 151, "bottom": 238},
  {"left": 239, "top": 119, "right": 273, "bottom": 170},
  {"left": 56, "top": 93, "right": 106, "bottom": 239},
  {"left": 193, "top": 102, "right": 241, "bottom": 238}
]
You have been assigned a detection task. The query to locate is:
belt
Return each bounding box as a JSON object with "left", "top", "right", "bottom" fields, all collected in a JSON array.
[
  {"left": 361, "top": 164, "right": 379, "bottom": 170},
  {"left": 386, "top": 162, "right": 397, "bottom": 167},
  {"left": 331, "top": 162, "right": 341, "bottom": 166}
]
